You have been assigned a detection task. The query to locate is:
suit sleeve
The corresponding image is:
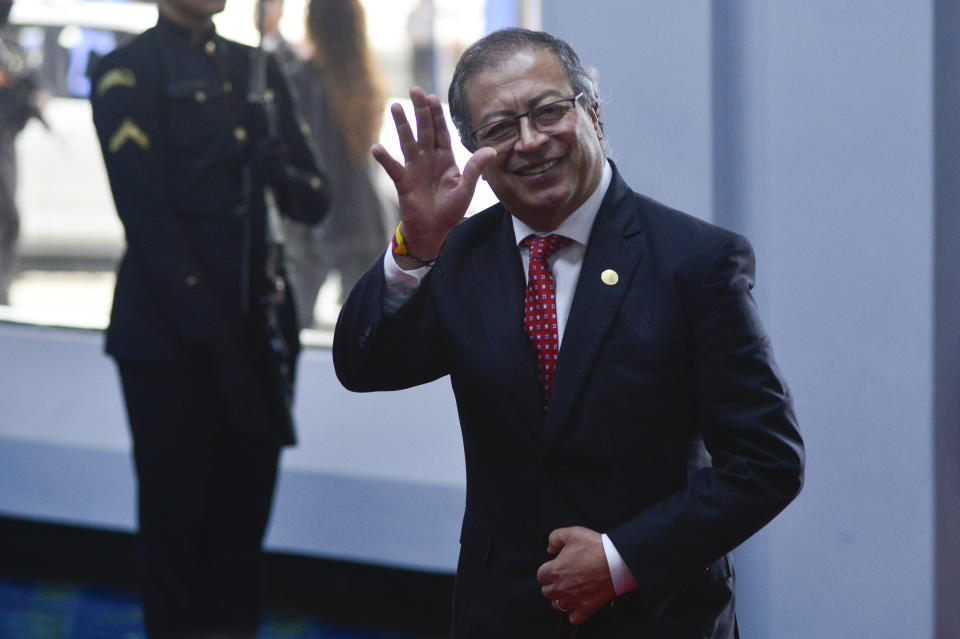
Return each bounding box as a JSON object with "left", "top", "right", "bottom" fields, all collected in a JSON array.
[
  {"left": 332, "top": 259, "right": 449, "bottom": 392},
  {"left": 90, "top": 49, "right": 222, "bottom": 344},
  {"left": 607, "top": 233, "right": 804, "bottom": 611}
]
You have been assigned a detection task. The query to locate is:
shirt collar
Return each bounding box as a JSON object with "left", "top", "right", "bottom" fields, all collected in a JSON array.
[
  {"left": 512, "top": 160, "right": 613, "bottom": 247},
  {"left": 157, "top": 11, "right": 217, "bottom": 47},
  {"left": 263, "top": 32, "right": 284, "bottom": 53}
]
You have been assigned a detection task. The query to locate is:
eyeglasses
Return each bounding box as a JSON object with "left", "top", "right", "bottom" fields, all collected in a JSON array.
[{"left": 470, "top": 92, "right": 584, "bottom": 150}]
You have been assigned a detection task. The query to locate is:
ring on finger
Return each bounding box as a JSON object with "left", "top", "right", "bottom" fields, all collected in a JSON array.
[{"left": 554, "top": 599, "right": 570, "bottom": 613}]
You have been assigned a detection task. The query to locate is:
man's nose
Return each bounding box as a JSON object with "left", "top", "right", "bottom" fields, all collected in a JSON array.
[{"left": 514, "top": 115, "right": 549, "bottom": 151}]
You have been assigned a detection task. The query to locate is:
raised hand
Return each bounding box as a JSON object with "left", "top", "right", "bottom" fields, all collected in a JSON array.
[
  {"left": 536, "top": 526, "right": 617, "bottom": 626},
  {"left": 371, "top": 86, "right": 497, "bottom": 261}
]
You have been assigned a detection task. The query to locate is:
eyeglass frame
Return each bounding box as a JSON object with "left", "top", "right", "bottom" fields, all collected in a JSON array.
[{"left": 468, "top": 92, "right": 586, "bottom": 150}]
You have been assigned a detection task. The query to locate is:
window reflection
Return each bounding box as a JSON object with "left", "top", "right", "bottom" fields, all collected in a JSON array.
[{"left": 1, "top": 0, "right": 524, "bottom": 344}]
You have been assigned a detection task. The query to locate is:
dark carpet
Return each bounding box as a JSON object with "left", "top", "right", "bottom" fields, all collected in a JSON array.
[{"left": 0, "top": 518, "right": 453, "bottom": 639}]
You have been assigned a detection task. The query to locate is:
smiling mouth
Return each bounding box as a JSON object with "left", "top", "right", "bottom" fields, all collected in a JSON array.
[{"left": 516, "top": 158, "right": 560, "bottom": 177}]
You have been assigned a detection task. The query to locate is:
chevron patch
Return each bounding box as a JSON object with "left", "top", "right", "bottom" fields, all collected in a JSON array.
[
  {"left": 96, "top": 68, "right": 137, "bottom": 97},
  {"left": 108, "top": 118, "right": 151, "bottom": 153}
]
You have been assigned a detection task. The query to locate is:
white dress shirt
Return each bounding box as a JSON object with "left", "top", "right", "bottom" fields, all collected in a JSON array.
[{"left": 380, "top": 161, "right": 637, "bottom": 595}]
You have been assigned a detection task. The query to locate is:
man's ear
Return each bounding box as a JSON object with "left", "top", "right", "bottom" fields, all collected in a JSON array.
[{"left": 589, "top": 101, "right": 603, "bottom": 140}]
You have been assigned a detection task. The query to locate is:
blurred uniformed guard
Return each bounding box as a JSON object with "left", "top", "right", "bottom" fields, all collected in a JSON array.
[{"left": 90, "top": 0, "right": 329, "bottom": 636}]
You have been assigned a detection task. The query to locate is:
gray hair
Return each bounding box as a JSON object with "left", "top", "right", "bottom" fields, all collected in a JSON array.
[{"left": 448, "top": 28, "right": 605, "bottom": 152}]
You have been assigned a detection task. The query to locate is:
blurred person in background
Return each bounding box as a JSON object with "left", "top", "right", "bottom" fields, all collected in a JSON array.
[
  {"left": 285, "top": 0, "right": 390, "bottom": 328},
  {"left": 255, "top": 0, "right": 300, "bottom": 75},
  {"left": 0, "top": 0, "right": 45, "bottom": 305},
  {"left": 407, "top": 0, "right": 434, "bottom": 94},
  {"left": 90, "top": 0, "right": 329, "bottom": 635}
]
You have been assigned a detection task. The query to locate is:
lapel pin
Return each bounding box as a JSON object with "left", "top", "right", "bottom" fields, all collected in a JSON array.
[{"left": 601, "top": 269, "right": 619, "bottom": 286}]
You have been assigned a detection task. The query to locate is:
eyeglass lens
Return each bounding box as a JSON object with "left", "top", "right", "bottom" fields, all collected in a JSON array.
[{"left": 475, "top": 95, "right": 579, "bottom": 147}]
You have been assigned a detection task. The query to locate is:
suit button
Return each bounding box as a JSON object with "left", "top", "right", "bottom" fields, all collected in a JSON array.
[{"left": 185, "top": 275, "right": 199, "bottom": 287}]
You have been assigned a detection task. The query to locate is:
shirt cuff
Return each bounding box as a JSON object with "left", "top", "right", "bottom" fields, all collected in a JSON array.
[
  {"left": 601, "top": 533, "right": 638, "bottom": 596},
  {"left": 382, "top": 247, "right": 432, "bottom": 315}
]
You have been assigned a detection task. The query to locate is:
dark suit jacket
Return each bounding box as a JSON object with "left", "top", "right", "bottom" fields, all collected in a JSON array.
[{"left": 333, "top": 165, "right": 804, "bottom": 638}]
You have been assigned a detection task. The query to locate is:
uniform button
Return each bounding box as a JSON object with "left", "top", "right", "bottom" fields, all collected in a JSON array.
[
  {"left": 234, "top": 126, "right": 247, "bottom": 142},
  {"left": 309, "top": 176, "right": 322, "bottom": 190},
  {"left": 185, "top": 275, "right": 199, "bottom": 287},
  {"left": 263, "top": 88, "right": 275, "bottom": 103},
  {"left": 195, "top": 91, "right": 206, "bottom": 103},
  {"left": 204, "top": 41, "right": 216, "bottom": 55},
  {"left": 223, "top": 81, "right": 233, "bottom": 93},
  {"left": 299, "top": 122, "right": 311, "bottom": 136}
]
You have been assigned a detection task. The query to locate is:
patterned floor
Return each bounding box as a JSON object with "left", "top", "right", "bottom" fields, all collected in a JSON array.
[
  {"left": 0, "top": 578, "right": 430, "bottom": 639},
  {"left": 0, "top": 518, "right": 452, "bottom": 639}
]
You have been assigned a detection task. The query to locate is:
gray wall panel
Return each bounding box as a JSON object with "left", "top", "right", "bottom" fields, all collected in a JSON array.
[
  {"left": 0, "top": 321, "right": 466, "bottom": 572},
  {"left": 543, "top": 1, "right": 714, "bottom": 221},
  {"left": 541, "top": 1, "right": 940, "bottom": 636}
]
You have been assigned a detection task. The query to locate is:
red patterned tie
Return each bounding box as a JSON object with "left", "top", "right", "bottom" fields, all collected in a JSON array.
[{"left": 523, "top": 234, "right": 572, "bottom": 410}]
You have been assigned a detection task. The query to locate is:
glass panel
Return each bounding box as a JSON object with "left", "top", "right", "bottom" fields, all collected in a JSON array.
[{"left": 0, "top": 0, "right": 541, "bottom": 343}]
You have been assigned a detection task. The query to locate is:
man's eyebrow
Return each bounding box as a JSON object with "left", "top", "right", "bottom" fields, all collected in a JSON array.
[{"left": 476, "top": 89, "right": 568, "bottom": 125}]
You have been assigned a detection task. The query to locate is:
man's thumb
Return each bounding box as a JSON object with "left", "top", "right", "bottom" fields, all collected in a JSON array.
[
  {"left": 461, "top": 147, "right": 497, "bottom": 190},
  {"left": 546, "top": 527, "right": 570, "bottom": 555}
]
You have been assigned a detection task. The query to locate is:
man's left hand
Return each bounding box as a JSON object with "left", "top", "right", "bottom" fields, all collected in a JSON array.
[{"left": 536, "top": 526, "right": 616, "bottom": 626}]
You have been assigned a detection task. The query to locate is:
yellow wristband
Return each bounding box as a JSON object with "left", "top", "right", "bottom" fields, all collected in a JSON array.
[
  {"left": 391, "top": 221, "right": 409, "bottom": 256},
  {"left": 391, "top": 221, "right": 444, "bottom": 267}
]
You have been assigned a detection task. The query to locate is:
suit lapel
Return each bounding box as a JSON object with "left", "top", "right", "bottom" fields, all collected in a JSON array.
[
  {"left": 474, "top": 209, "right": 546, "bottom": 434},
  {"left": 544, "top": 170, "right": 646, "bottom": 440}
]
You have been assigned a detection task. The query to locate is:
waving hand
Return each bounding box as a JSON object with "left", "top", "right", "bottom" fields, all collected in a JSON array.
[{"left": 371, "top": 87, "right": 496, "bottom": 262}]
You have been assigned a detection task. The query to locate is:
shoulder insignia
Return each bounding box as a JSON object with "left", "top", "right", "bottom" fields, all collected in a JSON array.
[
  {"left": 109, "top": 118, "right": 151, "bottom": 153},
  {"left": 97, "top": 68, "right": 137, "bottom": 97}
]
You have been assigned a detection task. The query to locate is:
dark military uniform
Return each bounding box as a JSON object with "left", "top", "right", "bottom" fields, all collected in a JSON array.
[{"left": 90, "top": 13, "right": 328, "bottom": 638}]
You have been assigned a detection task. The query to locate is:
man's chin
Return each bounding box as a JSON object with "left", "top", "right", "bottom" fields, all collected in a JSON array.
[{"left": 509, "top": 196, "right": 574, "bottom": 230}]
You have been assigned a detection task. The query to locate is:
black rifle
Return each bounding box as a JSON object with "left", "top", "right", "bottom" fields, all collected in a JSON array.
[{"left": 240, "top": 1, "right": 296, "bottom": 445}]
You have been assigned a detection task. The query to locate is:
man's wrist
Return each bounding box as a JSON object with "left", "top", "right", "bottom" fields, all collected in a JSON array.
[
  {"left": 393, "top": 251, "right": 437, "bottom": 271},
  {"left": 601, "top": 533, "right": 639, "bottom": 596},
  {"left": 383, "top": 249, "right": 428, "bottom": 314},
  {"left": 392, "top": 221, "right": 445, "bottom": 266}
]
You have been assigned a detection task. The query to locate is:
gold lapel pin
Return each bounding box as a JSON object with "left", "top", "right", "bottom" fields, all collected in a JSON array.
[{"left": 601, "top": 269, "right": 619, "bottom": 286}]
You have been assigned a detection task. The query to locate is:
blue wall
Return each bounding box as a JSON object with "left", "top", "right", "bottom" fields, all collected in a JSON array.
[{"left": 544, "top": 1, "right": 952, "bottom": 637}]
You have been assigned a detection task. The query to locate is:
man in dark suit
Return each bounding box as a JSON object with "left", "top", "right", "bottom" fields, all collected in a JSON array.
[
  {"left": 334, "top": 28, "right": 803, "bottom": 638},
  {"left": 91, "top": 0, "right": 328, "bottom": 636}
]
